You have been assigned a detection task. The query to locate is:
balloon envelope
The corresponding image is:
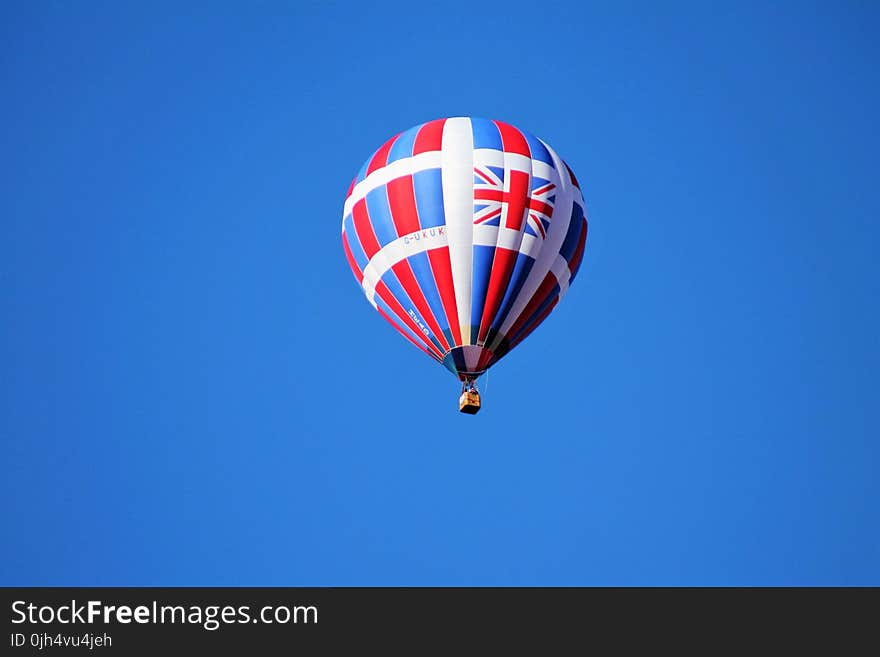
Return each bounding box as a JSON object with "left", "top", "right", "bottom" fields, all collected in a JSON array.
[{"left": 341, "top": 117, "right": 588, "bottom": 380}]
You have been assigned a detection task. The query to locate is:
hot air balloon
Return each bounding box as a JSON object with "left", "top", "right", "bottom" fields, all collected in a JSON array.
[{"left": 341, "top": 117, "right": 588, "bottom": 414}]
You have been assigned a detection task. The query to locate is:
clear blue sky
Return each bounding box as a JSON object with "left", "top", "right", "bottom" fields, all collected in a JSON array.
[{"left": 2, "top": 1, "right": 878, "bottom": 585}]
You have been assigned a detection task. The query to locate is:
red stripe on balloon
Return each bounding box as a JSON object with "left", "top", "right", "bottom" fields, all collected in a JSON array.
[
  {"left": 475, "top": 347, "right": 495, "bottom": 371},
  {"left": 367, "top": 133, "right": 400, "bottom": 176},
  {"left": 567, "top": 218, "right": 588, "bottom": 276},
  {"left": 413, "top": 119, "right": 446, "bottom": 154},
  {"left": 386, "top": 175, "right": 421, "bottom": 236},
  {"left": 351, "top": 198, "right": 381, "bottom": 260},
  {"left": 427, "top": 246, "right": 462, "bottom": 347},
  {"left": 494, "top": 120, "right": 530, "bottom": 157},
  {"left": 507, "top": 272, "right": 557, "bottom": 339},
  {"left": 477, "top": 247, "right": 517, "bottom": 344},
  {"left": 390, "top": 261, "right": 451, "bottom": 352}
]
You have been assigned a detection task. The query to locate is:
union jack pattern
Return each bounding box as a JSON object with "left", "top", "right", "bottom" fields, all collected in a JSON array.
[{"left": 473, "top": 165, "right": 506, "bottom": 226}]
